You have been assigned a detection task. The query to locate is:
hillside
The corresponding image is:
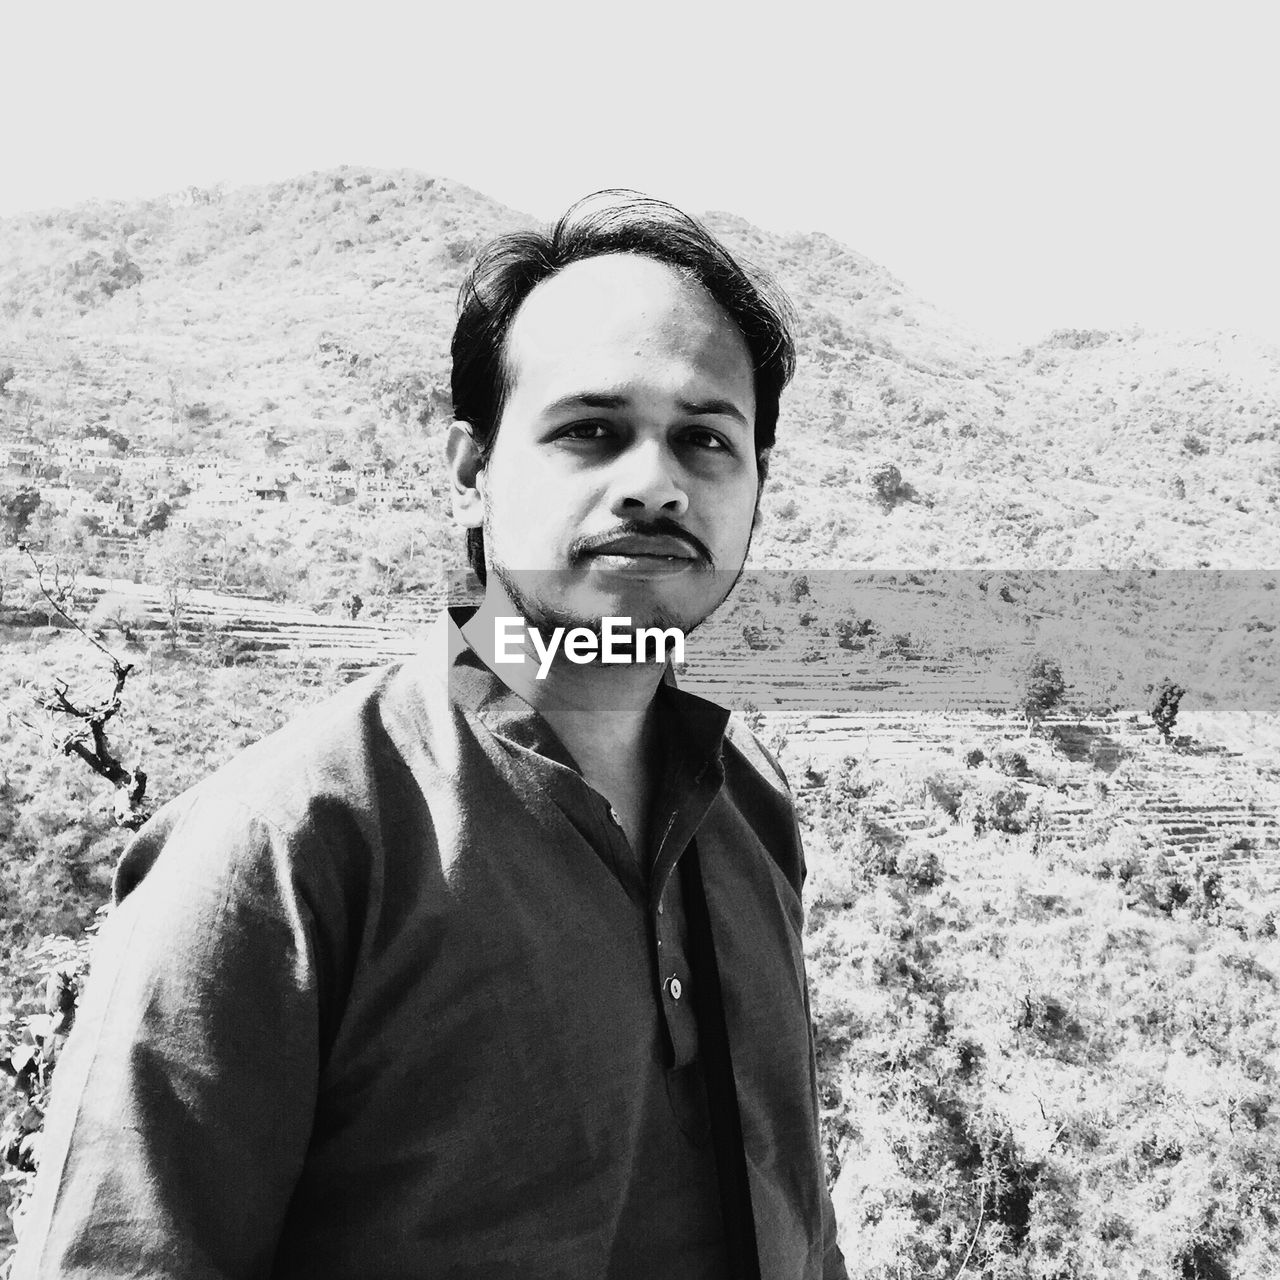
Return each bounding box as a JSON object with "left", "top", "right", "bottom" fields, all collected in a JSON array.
[
  {"left": 2, "top": 166, "right": 1277, "bottom": 582},
  {"left": 2, "top": 170, "right": 1279, "bottom": 1276},
  {"left": 2, "top": 608, "right": 1277, "bottom": 1276}
]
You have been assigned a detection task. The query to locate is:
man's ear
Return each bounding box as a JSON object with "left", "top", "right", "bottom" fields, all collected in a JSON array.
[
  {"left": 753, "top": 448, "right": 771, "bottom": 532},
  {"left": 445, "top": 421, "right": 486, "bottom": 529}
]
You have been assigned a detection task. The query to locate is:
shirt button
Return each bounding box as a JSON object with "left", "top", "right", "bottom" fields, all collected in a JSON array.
[{"left": 666, "top": 977, "right": 683, "bottom": 1001}]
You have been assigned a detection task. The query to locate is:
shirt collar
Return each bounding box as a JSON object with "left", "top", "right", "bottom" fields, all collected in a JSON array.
[{"left": 440, "top": 605, "right": 731, "bottom": 780}]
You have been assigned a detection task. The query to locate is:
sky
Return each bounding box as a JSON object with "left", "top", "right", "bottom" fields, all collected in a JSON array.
[{"left": 3, "top": 0, "right": 1278, "bottom": 348}]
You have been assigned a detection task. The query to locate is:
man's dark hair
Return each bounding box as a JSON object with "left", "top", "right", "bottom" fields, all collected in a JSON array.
[{"left": 451, "top": 190, "right": 797, "bottom": 582}]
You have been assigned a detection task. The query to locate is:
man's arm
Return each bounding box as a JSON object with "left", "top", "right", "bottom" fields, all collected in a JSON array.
[
  {"left": 810, "top": 992, "right": 849, "bottom": 1280},
  {"left": 721, "top": 727, "right": 849, "bottom": 1274},
  {"left": 785, "top": 758, "right": 849, "bottom": 1280},
  {"left": 14, "top": 792, "right": 323, "bottom": 1279},
  {"left": 731, "top": 719, "right": 849, "bottom": 1278}
]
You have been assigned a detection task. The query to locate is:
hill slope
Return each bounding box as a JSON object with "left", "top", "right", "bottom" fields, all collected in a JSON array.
[{"left": 2, "top": 166, "right": 1277, "bottom": 573}]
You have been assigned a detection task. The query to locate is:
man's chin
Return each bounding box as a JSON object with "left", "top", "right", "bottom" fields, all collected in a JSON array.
[{"left": 491, "top": 565, "right": 739, "bottom": 639}]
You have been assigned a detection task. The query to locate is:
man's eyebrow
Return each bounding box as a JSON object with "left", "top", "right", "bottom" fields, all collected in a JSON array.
[
  {"left": 544, "top": 393, "right": 629, "bottom": 415},
  {"left": 542, "top": 393, "right": 750, "bottom": 428},
  {"left": 676, "top": 397, "right": 750, "bottom": 427}
]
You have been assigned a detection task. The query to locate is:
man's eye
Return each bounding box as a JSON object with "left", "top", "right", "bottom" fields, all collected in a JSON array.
[
  {"left": 558, "top": 422, "right": 612, "bottom": 442},
  {"left": 681, "top": 427, "right": 730, "bottom": 452}
]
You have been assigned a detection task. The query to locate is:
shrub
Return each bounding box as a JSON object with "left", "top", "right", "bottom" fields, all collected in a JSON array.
[
  {"left": 835, "top": 617, "right": 875, "bottom": 649},
  {"left": 962, "top": 782, "right": 1032, "bottom": 834},
  {"left": 89, "top": 594, "right": 148, "bottom": 642},
  {"left": 865, "top": 461, "right": 904, "bottom": 509},
  {"left": 378, "top": 372, "right": 446, "bottom": 428},
  {"left": 1, "top": 488, "right": 42, "bottom": 539},
  {"left": 1046, "top": 328, "right": 1113, "bottom": 350},
  {"left": 0, "top": 365, "right": 15, "bottom": 395},
  {"left": 444, "top": 235, "right": 477, "bottom": 264},
  {"left": 1018, "top": 652, "right": 1066, "bottom": 728},
  {"left": 1126, "top": 851, "right": 1194, "bottom": 915},
  {"left": 923, "top": 770, "right": 966, "bottom": 819},
  {"left": 1, "top": 925, "right": 99, "bottom": 1240},
  {"left": 988, "top": 784, "right": 1028, "bottom": 833},
  {"left": 896, "top": 846, "right": 944, "bottom": 890},
  {"left": 991, "top": 747, "right": 1031, "bottom": 778},
  {"left": 1149, "top": 678, "right": 1187, "bottom": 742},
  {"left": 847, "top": 817, "right": 904, "bottom": 879},
  {"left": 137, "top": 499, "right": 172, "bottom": 536}
]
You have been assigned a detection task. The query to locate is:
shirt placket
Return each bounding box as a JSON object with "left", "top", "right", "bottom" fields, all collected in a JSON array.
[{"left": 649, "top": 762, "right": 722, "bottom": 1069}]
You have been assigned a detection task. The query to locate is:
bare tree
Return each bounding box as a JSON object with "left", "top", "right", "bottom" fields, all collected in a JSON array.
[
  {"left": 16, "top": 545, "right": 151, "bottom": 829},
  {"left": 144, "top": 530, "right": 199, "bottom": 643}
]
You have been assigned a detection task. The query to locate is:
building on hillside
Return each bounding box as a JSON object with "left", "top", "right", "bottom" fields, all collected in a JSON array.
[
  {"left": 65, "top": 489, "right": 135, "bottom": 535},
  {"left": 184, "top": 480, "right": 248, "bottom": 514},
  {"left": 248, "top": 477, "right": 288, "bottom": 502},
  {"left": 298, "top": 471, "right": 357, "bottom": 503},
  {"left": 63, "top": 464, "right": 120, "bottom": 491},
  {"left": 0, "top": 443, "right": 39, "bottom": 474},
  {"left": 184, "top": 458, "right": 225, "bottom": 481}
]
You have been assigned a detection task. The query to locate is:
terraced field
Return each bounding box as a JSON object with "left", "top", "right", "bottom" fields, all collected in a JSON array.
[
  {"left": 677, "top": 597, "right": 1280, "bottom": 892},
  {"left": 17, "top": 570, "right": 1280, "bottom": 891}
]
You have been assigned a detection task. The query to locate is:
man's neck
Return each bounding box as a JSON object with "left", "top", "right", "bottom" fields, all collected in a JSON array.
[{"left": 460, "top": 590, "right": 669, "bottom": 844}]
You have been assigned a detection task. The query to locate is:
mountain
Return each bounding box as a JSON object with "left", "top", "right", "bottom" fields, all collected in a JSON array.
[
  {"left": 1, "top": 165, "right": 1277, "bottom": 580},
  {"left": 3, "top": 170, "right": 1279, "bottom": 1277}
]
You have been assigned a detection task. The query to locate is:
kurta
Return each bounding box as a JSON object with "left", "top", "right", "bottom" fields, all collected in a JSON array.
[{"left": 17, "top": 609, "right": 847, "bottom": 1279}]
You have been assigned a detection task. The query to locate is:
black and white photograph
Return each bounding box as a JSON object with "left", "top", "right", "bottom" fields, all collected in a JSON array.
[{"left": 1, "top": 3, "right": 1277, "bottom": 1276}]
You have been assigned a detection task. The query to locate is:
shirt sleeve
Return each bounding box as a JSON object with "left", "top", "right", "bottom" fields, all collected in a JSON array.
[
  {"left": 796, "top": 813, "right": 850, "bottom": 1280},
  {"left": 13, "top": 791, "right": 323, "bottom": 1280},
  {"left": 819, "top": 1180, "right": 848, "bottom": 1279}
]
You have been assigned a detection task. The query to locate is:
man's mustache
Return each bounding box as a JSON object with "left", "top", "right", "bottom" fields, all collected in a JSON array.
[{"left": 569, "top": 519, "right": 714, "bottom": 568}]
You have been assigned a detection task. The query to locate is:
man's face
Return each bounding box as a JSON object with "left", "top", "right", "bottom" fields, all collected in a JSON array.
[{"left": 453, "top": 253, "right": 760, "bottom": 635}]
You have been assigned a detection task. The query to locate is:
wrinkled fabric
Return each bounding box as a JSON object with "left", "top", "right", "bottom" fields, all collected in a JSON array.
[{"left": 17, "top": 608, "right": 847, "bottom": 1280}]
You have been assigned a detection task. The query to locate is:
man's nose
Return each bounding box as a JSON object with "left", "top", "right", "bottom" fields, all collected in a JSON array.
[{"left": 610, "top": 440, "right": 689, "bottom": 517}]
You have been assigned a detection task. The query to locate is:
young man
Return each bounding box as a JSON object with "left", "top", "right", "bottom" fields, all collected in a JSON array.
[{"left": 17, "top": 194, "right": 848, "bottom": 1279}]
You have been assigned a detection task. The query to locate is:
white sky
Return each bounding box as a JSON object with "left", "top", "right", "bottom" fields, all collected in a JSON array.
[{"left": 4, "top": 0, "right": 1278, "bottom": 348}]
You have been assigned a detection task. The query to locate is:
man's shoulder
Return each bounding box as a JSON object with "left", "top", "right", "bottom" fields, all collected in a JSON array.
[
  {"left": 721, "top": 712, "right": 792, "bottom": 800},
  {"left": 714, "top": 710, "right": 807, "bottom": 894},
  {"left": 199, "top": 657, "right": 433, "bottom": 810},
  {"left": 115, "top": 654, "right": 449, "bottom": 901}
]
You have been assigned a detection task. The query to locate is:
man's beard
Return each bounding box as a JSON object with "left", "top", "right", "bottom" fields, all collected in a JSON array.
[
  {"left": 482, "top": 497, "right": 759, "bottom": 655},
  {"left": 490, "top": 562, "right": 726, "bottom": 657},
  {"left": 486, "top": 528, "right": 750, "bottom": 657}
]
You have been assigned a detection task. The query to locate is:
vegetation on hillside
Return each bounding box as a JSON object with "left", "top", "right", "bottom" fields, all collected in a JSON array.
[
  {"left": 2, "top": 166, "right": 1278, "bottom": 588},
  {"left": 2, "top": 169, "right": 1277, "bottom": 1273},
  {"left": 2, "top": 619, "right": 1277, "bottom": 1275}
]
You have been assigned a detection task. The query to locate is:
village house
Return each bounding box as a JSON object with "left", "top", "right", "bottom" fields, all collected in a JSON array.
[
  {"left": 0, "top": 440, "right": 40, "bottom": 476},
  {"left": 297, "top": 469, "right": 356, "bottom": 503},
  {"left": 62, "top": 486, "right": 135, "bottom": 535},
  {"left": 248, "top": 475, "right": 289, "bottom": 502}
]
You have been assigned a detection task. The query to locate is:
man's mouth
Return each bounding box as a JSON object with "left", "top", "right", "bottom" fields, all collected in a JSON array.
[
  {"left": 585, "top": 534, "right": 701, "bottom": 562},
  {"left": 575, "top": 532, "right": 709, "bottom": 579}
]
